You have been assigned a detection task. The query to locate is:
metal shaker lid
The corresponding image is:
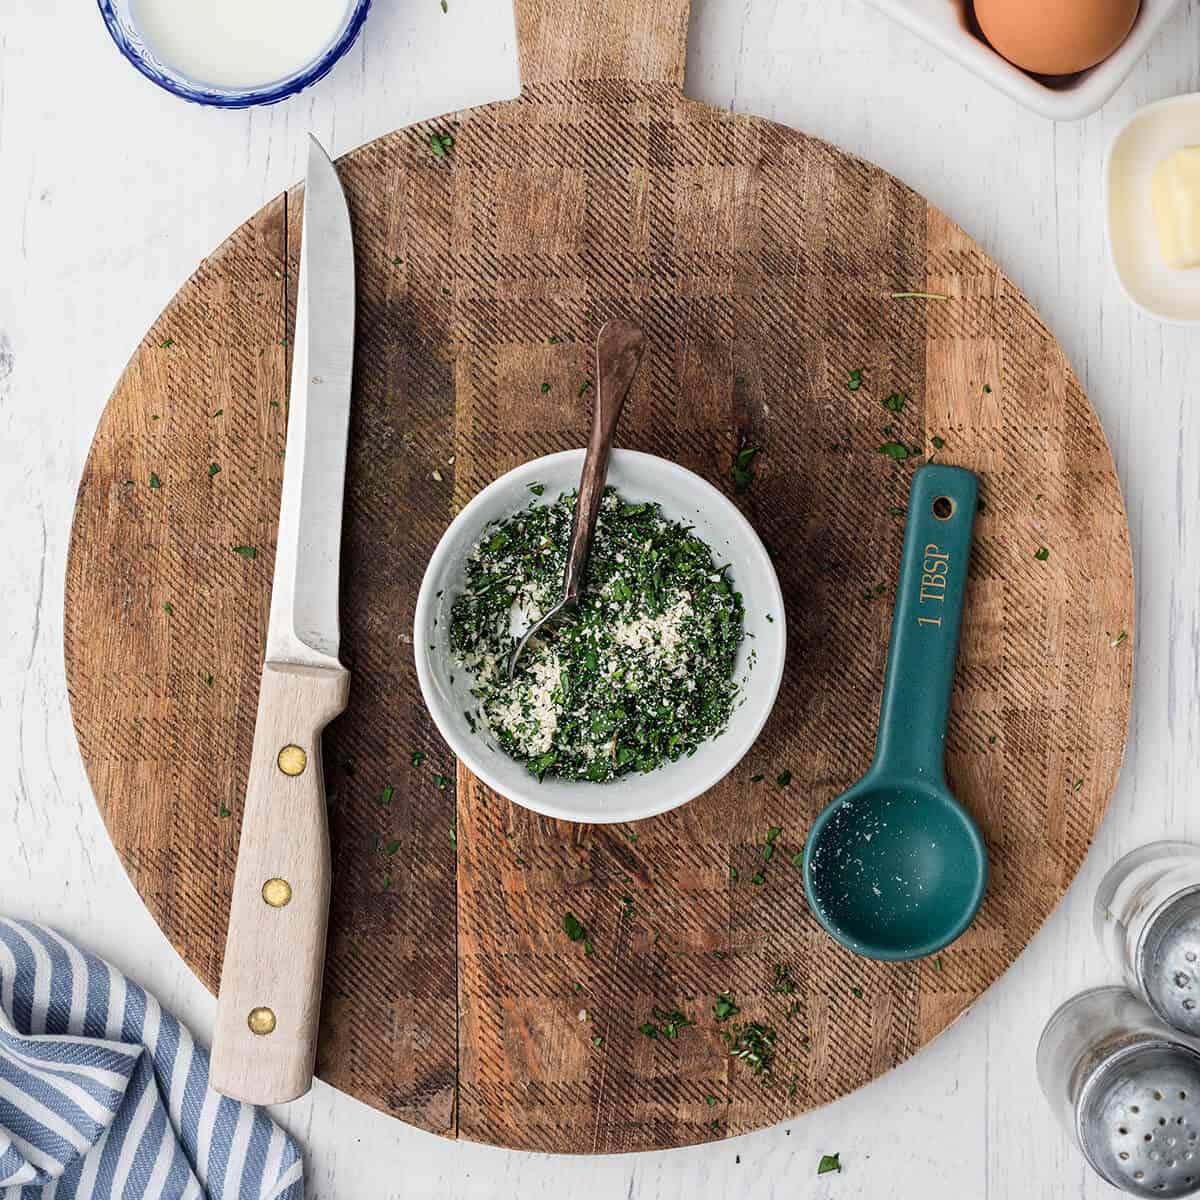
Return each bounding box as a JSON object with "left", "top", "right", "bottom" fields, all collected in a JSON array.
[
  {"left": 1139, "top": 888, "right": 1200, "bottom": 1038},
  {"left": 1078, "top": 1042, "right": 1200, "bottom": 1197}
]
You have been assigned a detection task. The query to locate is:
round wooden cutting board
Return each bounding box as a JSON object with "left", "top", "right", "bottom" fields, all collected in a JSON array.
[{"left": 65, "top": 0, "right": 1133, "bottom": 1153}]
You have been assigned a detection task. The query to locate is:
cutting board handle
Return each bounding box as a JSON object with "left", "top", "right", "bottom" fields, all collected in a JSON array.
[{"left": 514, "top": 0, "right": 692, "bottom": 91}]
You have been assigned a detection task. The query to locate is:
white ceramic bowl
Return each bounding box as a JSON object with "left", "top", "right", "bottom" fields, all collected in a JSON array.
[
  {"left": 863, "top": 0, "right": 1183, "bottom": 122},
  {"left": 414, "top": 449, "right": 786, "bottom": 825},
  {"left": 1106, "top": 92, "right": 1200, "bottom": 325}
]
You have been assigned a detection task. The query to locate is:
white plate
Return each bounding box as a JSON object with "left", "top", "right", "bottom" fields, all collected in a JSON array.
[
  {"left": 414, "top": 449, "right": 786, "bottom": 825},
  {"left": 1106, "top": 92, "right": 1200, "bottom": 325},
  {"left": 863, "top": 0, "right": 1183, "bottom": 121}
]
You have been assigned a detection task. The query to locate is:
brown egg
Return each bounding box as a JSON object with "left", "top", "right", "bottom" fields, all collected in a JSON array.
[{"left": 974, "top": 0, "right": 1140, "bottom": 76}]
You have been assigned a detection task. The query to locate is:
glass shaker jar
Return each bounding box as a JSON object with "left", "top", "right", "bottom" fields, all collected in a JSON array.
[
  {"left": 1095, "top": 842, "right": 1200, "bottom": 1036},
  {"left": 1037, "top": 986, "right": 1200, "bottom": 1197}
]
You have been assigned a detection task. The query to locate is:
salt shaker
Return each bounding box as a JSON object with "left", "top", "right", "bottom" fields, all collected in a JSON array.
[
  {"left": 1095, "top": 842, "right": 1200, "bottom": 1037},
  {"left": 1037, "top": 986, "right": 1200, "bottom": 1197}
]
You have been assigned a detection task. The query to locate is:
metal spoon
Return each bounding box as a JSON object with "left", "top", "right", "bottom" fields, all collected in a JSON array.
[{"left": 507, "top": 319, "right": 645, "bottom": 680}]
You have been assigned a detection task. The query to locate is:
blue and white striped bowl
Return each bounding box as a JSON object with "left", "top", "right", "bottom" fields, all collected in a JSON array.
[{"left": 97, "top": 0, "right": 372, "bottom": 108}]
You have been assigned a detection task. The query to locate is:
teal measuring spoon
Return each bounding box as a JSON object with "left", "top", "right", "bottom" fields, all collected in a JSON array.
[{"left": 802, "top": 463, "right": 986, "bottom": 961}]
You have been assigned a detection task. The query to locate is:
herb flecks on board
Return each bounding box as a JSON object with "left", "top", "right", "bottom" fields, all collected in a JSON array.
[{"left": 449, "top": 489, "right": 745, "bottom": 783}]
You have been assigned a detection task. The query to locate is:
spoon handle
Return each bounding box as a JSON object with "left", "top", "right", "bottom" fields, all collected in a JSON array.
[
  {"left": 871, "top": 464, "right": 978, "bottom": 783},
  {"left": 562, "top": 320, "right": 646, "bottom": 604}
]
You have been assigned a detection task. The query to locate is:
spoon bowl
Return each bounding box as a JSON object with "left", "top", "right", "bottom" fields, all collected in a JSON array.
[
  {"left": 804, "top": 775, "right": 986, "bottom": 960},
  {"left": 802, "top": 464, "right": 987, "bottom": 961}
]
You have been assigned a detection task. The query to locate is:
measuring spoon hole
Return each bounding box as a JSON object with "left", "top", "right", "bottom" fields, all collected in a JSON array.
[{"left": 932, "top": 495, "right": 954, "bottom": 520}]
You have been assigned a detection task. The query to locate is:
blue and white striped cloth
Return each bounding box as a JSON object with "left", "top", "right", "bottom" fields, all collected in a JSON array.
[{"left": 0, "top": 919, "right": 304, "bottom": 1199}]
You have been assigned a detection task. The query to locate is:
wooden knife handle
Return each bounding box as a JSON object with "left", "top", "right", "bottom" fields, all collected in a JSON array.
[{"left": 210, "top": 661, "right": 349, "bottom": 1104}]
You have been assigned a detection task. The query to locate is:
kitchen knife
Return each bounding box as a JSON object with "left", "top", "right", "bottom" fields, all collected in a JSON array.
[{"left": 210, "top": 135, "right": 355, "bottom": 1105}]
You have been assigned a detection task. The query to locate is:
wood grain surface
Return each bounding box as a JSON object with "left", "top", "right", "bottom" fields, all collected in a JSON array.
[{"left": 63, "top": 0, "right": 1133, "bottom": 1154}]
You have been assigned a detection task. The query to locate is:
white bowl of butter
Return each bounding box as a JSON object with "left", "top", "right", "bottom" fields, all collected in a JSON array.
[{"left": 1106, "top": 92, "right": 1200, "bottom": 324}]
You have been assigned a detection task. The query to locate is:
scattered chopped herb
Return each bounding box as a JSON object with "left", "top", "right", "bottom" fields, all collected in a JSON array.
[
  {"left": 162, "top": 601, "right": 174, "bottom": 615},
  {"left": 1073, "top": 777, "right": 1084, "bottom": 791},
  {"left": 712, "top": 950, "right": 726, "bottom": 960},
  {"left": 626, "top": 830, "right": 638, "bottom": 843},
  {"left": 393, "top": 255, "right": 403, "bottom": 265},
  {"left": 732, "top": 445, "right": 759, "bottom": 494},
  {"left": 847, "top": 369, "right": 864, "bottom": 391},
  {"left": 639, "top": 1005, "right": 694, "bottom": 1039},
  {"left": 931, "top": 436, "right": 945, "bottom": 450},
  {"left": 767, "top": 826, "right": 782, "bottom": 842},
  {"left": 564, "top": 912, "right": 587, "bottom": 943},
  {"left": 385, "top": 839, "right": 401, "bottom": 856},
  {"left": 988, "top": 734, "right": 997, "bottom": 745},
  {"left": 750, "top": 871, "right": 765, "bottom": 885},
  {"left": 441, "top": 0, "right": 448, "bottom": 11},
  {"left": 383, "top": 876, "right": 392, "bottom": 892},
  {"left": 430, "top": 131, "right": 455, "bottom": 158},
  {"left": 207, "top": 462, "right": 220, "bottom": 478},
  {"left": 787, "top": 1076, "right": 798, "bottom": 1096},
  {"left": 540, "top": 382, "right": 550, "bottom": 393},
  {"left": 432, "top": 773, "right": 448, "bottom": 789},
  {"left": 983, "top": 384, "right": 992, "bottom": 394},
  {"left": 231, "top": 545, "right": 257, "bottom": 559},
  {"left": 591, "top": 1035, "right": 604, "bottom": 1048},
  {"left": 877, "top": 442, "right": 908, "bottom": 461},
  {"left": 762, "top": 843, "right": 774, "bottom": 861},
  {"left": 707, "top": 1119, "right": 720, "bottom": 1132},
  {"left": 704, "top": 1094, "right": 717, "bottom": 1106},
  {"left": 620, "top": 895, "right": 635, "bottom": 917},
  {"left": 379, "top": 785, "right": 394, "bottom": 806},
  {"left": 883, "top": 392, "right": 906, "bottom": 413},
  {"left": 149, "top": 472, "right": 161, "bottom": 489},
  {"left": 817, "top": 1153, "right": 841, "bottom": 1175},
  {"left": 790, "top": 851, "right": 803, "bottom": 867},
  {"left": 219, "top": 804, "right": 231, "bottom": 817},
  {"left": 882, "top": 424, "right": 894, "bottom": 437},
  {"left": 548, "top": 335, "right": 561, "bottom": 345},
  {"left": 1111, "top": 631, "right": 1128, "bottom": 648},
  {"left": 529, "top": 483, "right": 545, "bottom": 496},
  {"left": 851, "top": 986, "right": 863, "bottom": 999},
  {"left": 280, "top": 337, "right": 288, "bottom": 347},
  {"left": 933, "top": 955, "right": 943, "bottom": 971},
  {"left": 449, "top": 823, "right": 457, "bottom": 847},
  {"left": 750, "top": 773, "right": 764, "bottom": 782},
  {"left": 202, "top": 673, "right": 213, "bottom": 686},
  {"left": 770, "top": 963, "right": 796, "bottom": 994},
  {"left": 729, "top": 865, "right": 739, "bottom": 882},
  {"left": 159, "top": 337, "right": 174, "bottom": 349},
  {"left": 411, "top": 750, "right": 425, "bottom": 767},
  {"left": 724, "top": 1021, "right": 776, "bottom": 1076},
  {"left": 578, "top": 379, "right": 592, "bottom": 397},
  {"left": 211, "top": 409, "right": 223, "bottom": 417},
  {"left": 1034, "top": 546, "right": 1050, "bottom": 561},
  {"left": 777, "top": 771, "right": 792, "bottom": 787},
  {"left": 713, "top": 993, "right": 741, "bottom": 1021},
  {"left": 888, "top": 506, "right": 905, "bottom": 517}
]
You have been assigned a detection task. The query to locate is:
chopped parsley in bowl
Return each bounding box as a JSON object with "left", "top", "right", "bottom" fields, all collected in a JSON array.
[
  {"left": 449, "top": 489, "right": 745, "bottom": 783},
  {"left": 415, "top": 449, "right": 785, "bottom": 824}
]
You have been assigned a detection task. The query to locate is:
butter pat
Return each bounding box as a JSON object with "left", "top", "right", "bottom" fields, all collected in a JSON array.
[{"left": 1152, "top": 147, "right": 1200, "bottom": 269}]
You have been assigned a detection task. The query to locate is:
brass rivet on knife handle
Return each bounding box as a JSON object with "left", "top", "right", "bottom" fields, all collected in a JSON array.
[
  {"left": 248, "top": 1007, "right": 277, "bottom": 1036},
  {"left": 262, "top": 878, "right": 292, "bottom": 907},
  {"left": 277, "top": 745, "right": 307, "bottom": 776}
]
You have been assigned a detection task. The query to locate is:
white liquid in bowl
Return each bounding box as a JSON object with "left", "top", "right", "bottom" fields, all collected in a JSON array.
[{"left": 129, "top": 0, "right": 354, "bottom": 90}]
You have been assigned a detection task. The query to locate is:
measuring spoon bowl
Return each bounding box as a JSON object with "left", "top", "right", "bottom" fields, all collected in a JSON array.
[{"left": 804, "top": 773, "right": 986, "bottom": 960}]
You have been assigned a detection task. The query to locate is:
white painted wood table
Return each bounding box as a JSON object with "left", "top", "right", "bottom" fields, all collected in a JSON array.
[{"left": 3, "top": 1, "right": 1200, "bottom": 1195}]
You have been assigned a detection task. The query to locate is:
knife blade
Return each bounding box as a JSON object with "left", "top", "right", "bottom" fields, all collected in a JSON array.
[{"left": 210, "top": 135, "right": 355, "bottom": 1106}]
